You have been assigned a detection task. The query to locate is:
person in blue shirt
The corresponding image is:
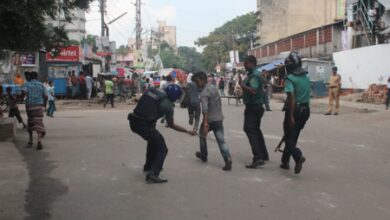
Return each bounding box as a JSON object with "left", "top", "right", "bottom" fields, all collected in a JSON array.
[{"left": 23, "top": 71, "right": 47, "bottom": 150}]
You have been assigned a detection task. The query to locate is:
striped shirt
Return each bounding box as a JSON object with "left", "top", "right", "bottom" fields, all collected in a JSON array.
[{"left": 23, "top": 80, "right": 47, "bottom": 106}]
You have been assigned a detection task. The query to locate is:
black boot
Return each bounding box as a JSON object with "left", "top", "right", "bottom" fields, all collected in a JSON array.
[
  {"left": 195, "top": 151, "right": 207, "bottom": 162},
  {"left": 245, "top": 160, "right": 265, "bottom": 169},
  {"left": 146, "top": 173, "right": 168, "bottom": 184},
  {"left": 294, "top": 156, "right": 306, "bottom": 174}
]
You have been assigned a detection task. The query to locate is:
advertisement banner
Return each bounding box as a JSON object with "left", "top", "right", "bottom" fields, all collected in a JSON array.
[
  {"left": 46, "top": 46, "right": 80, "bottom": 62},
  {"left": 21, "top": 53, "right": 36, "bottom": 66}
]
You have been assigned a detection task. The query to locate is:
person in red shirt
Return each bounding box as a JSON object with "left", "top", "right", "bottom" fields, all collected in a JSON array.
[
  {"left": 78, "top": 72, "right": 86, "bottom": 99},
  {"left": 70, "top": 71, "right": 78, "bottom": 99},
  {"left": 124, "top": 76, "right": 132, "bottom": 99}
]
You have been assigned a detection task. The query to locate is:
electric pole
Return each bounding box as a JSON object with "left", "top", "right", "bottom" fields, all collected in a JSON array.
[
  {"left": 232, "top": 30, "right": 237, "bottom": 68},
  {"left": 100, "top": 0, "right": 106, "bottom": 37},
  {"left": 135, "top": 0, "right": 142, "bottom": 50}
]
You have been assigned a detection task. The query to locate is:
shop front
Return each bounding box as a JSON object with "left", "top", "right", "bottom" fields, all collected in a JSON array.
[{"left": 46, "top": 46, "right": 83, "bottom": 96}]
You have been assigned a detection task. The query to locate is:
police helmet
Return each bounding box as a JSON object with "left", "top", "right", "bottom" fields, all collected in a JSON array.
[
  {"left": 164, "top": 84, "right": 182, "bottom": 102},
  {"left": 284, "top": 51, "right": 305, "bottom": 75}
]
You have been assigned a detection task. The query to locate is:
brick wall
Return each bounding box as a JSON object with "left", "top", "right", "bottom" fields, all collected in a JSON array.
[
  {"left": 277, "top": 39, "right": 291, "bottom": 53},
  {"left": 261, "top": 47, "right": 267, "bottom": 57},
  {"left": 292, "top": 35, "right": 305, "bottom": 50},
  {"left": 305, "top": 31, "right": 317, "bottom": 47},
  {"left": 251, "top": 23, "right": 339, "bottom": 63},
  {"left": 269, "top": 43, "right": 276, "bottom": 56}
]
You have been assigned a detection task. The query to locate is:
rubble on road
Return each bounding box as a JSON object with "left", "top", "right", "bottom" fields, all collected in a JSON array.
[{"left": 361, "top": 84, "right": 388, "bottom": 104}]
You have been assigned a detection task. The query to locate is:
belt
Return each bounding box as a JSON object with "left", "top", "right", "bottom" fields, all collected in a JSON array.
[{"left": 296, "top": 103, "right": 309, "bottom": 107}]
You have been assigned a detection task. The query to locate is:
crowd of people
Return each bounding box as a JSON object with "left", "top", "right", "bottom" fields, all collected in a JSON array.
[
  {"left": 5, "top": 51, "right": 390, "bottom": 185},
  {"left": 128, "top": 52, "right": 311, "bottom": 184}
]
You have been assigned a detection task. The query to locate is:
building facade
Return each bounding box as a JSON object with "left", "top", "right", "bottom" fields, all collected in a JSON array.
[
  {"left": 256, "top": 0, "right": 346, "bottom": 46},
  {"left": 250, "top": 22, "right": 344, "bottom": 63},
  {"left": 46, "top": 9, "right": 86, "bottom": 42},
  {"left": 157, "top": 21, "right": 177, "bottom": 49}
]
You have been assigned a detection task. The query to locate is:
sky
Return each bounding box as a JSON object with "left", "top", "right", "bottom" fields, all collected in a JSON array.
[{"left": 85, "top": 0, "right": 256, "bottom": 50}]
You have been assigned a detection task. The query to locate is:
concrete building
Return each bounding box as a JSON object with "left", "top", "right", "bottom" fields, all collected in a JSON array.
[
  {"left": 46, "top": 9, "right": 86, "bottom": 42},
  {"left": 256, "top": 0, "right": 346, "bottom": 46},
  {"left": 128, "top": 38, "right": 137, "bottom": 51},
  {"left": 250, "top": 21, "right": 344, "bottom": 63},
  {"left": 157, "top": 21, "right": 177, "bottom": 48}
]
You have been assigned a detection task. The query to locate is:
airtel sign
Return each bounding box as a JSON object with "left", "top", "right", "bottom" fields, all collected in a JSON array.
[{"left": 46, "top": 46, "right": 81, "bottom": 62}]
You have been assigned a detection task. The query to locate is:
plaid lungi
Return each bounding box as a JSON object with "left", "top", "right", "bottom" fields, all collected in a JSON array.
[{"left": 26, "top": 105, "right": 46, "bottom": 137}]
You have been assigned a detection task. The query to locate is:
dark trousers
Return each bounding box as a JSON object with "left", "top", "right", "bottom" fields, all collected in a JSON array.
[
  {"left": 104, "top": 94, "right": 114, "bottom": 107},
  {"left": 244, "top": 104, "right": 269, "bottom": 161},
  {"left": 263, "top": 92, "right": 270, "bottom": 110},
  {"left": 129, "top": 114, "right": 168, "bottom": 176},
  {"left": 66, "top": 86, "right": 72, "bottom": 99},
  {"left": 9, "top": 108, "right": 23, "bottom": 124},
  {"left": 188, "top": 103, "right": 201, "bottom": 129},
  {"left": 386, "top": 90, "right": 390, "bottom": 108},
  {"left": 47, "top": 100, "right": 56, "bottom": 116},
  {"left": 282, "top": 105, "right": 310, "bottom": 164},
  {"left": 80, "top": 85, "right": 87, "bottom": 99}
]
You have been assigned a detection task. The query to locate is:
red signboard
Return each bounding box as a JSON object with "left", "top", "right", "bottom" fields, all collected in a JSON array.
[
  {"left": 46, "top": 46, "right": 80, "bottom": 62},
  {"left": 96, "top": 51, "right": 112, "bottom": 57}
]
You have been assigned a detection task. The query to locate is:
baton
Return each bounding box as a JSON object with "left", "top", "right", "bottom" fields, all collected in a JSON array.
[{"left": 274, "top": 135, "right": 286, "bottom": 152}]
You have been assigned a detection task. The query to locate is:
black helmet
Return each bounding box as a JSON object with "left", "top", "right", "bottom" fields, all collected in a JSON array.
[{"left": 284, "top": 51, "right": 305, "bottom": 75}]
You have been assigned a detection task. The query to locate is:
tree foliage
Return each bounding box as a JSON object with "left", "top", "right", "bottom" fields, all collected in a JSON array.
[
  {"left": 195, "top": 12, "right": 256, "bottom": 71},
  {"left": 116, "top": 45, "right": 130, "bottom": 55},
  {"left": 0, "top": 0, "right": 93, "bottom": 51},
  {"left": 159, "top": 41, "right": 185, "bottom": 70},
  {"left": 80, "top": 34, "right": 98, "bottom": 53},
  {"left": 178, "top": 46, "right": 206, "bottom": 73}
]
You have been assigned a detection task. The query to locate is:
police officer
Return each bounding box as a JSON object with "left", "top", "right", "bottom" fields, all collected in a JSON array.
[
  {"left": 239, "top": 55, "right": 269, "bottom": 169},
  {"left": 281, "top": 52, "right": 310, "bottom": 174},
  {"left": 128, "top": 84, "right": 195, "bottom": 184}
]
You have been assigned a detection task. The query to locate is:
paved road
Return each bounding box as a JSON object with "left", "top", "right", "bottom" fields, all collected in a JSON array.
[{"left": 12, "top": 100, "right": 390, "bottom": 220}]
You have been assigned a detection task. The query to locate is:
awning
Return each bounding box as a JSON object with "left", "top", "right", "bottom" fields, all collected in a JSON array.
[{"left": 257, "top": 59, "right": 284, "bottom": 72}]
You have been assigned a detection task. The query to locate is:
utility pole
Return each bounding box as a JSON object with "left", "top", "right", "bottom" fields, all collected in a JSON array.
[
  {"left": 100, "top": 0, "right": 106, "bottom": 37},
  {"left": 135, "top": 0, "right": 142, "bottom": 50},
  {"left": 232, "top": 29, "right": 237, "bottom": 68}
]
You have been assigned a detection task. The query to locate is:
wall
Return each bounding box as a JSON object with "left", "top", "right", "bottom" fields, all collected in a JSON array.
[
  {"left": 256, "top": 0, "right": 344, "bottom": 45},
  {"left": 250, "top": 23, "right": 343, "bottom": 63},
  {"left": 333, "top": 43, "right": 390, "bottom": 89},
  {"left": 45, "top": 9, "right": 86, "bottom": 42}
]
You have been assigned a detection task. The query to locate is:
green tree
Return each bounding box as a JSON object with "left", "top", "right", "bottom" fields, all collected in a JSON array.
[
  {"left": 159, "top": 41, "right": 185, "bottom": 69},
  {"left": 178, "top": 46, "right": 206, "bottom": 73},
  {"left": 195, "top": 12, "right": 256, "bottom": 71},
  {"left": 81, "top": 34, "right": 98, "bottom": 53},
  {"left": 0, "top": 0, "right": 93, "bottom": 51},
  {"left": 116, "top": 45, "right": 130, "bottom": 55}
]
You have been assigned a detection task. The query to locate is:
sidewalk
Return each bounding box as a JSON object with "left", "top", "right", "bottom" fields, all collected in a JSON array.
[
  {"left": 272, "top": 93, "right": 387, "bottom": 112},
  {"left": 0, "top": 141, "right": 28, "bottom": 219}
]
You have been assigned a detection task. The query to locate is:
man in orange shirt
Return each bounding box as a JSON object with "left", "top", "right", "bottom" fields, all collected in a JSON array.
[
  {"left": 13, "top": 73, "right": 25, "bottom": 85},
  {"left": 325, "top": 67, "right": 341, "bottom": 115}
]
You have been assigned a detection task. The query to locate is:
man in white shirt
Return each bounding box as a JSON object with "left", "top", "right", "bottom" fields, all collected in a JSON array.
[{"left": 86, "top": 74, "right": 94, "bottom": 99}]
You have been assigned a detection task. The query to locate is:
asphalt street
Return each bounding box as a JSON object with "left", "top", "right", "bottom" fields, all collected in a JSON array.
[{"left": 8, "top": 99, "right": 390, "bottom": 220}]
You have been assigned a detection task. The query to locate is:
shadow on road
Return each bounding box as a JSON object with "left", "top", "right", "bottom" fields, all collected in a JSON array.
[{"left": 15, "top": 139, "right": 68, "bottom": 220}]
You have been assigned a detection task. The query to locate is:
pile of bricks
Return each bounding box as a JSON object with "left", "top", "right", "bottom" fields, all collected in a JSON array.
[{"left": 361, "top": 84, "right": 388, "bottom": 104}]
